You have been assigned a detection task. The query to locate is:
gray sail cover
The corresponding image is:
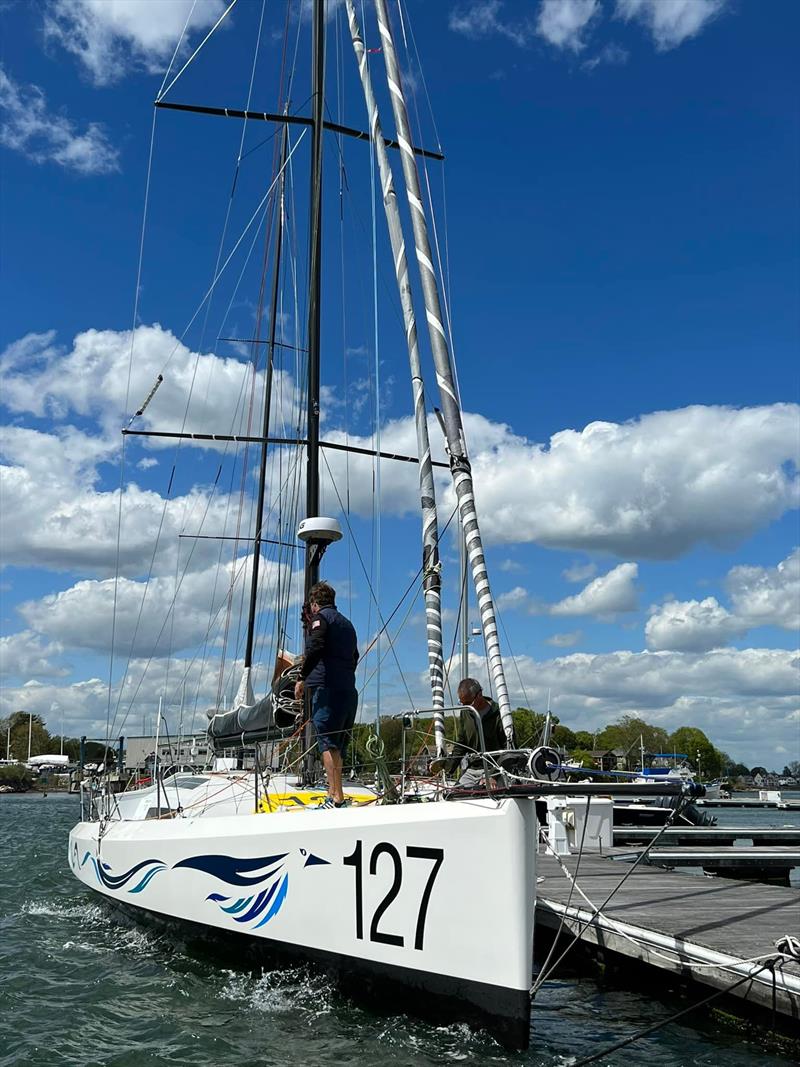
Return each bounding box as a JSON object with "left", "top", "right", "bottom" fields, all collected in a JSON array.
[{"left": 207, "top": 666, "right": 300, "bottom": 745}]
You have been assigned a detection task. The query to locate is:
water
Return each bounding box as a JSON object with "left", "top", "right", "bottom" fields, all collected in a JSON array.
[{"left": 1, "top": 794, "right": 796, "bottom": 1067}]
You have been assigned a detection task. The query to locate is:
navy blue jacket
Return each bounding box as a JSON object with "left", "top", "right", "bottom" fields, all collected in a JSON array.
[{"left": 301, "top": 605, "right": 359, "bottom": 690}]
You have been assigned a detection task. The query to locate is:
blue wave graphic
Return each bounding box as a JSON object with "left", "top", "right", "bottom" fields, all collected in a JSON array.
[
  {"left": 79, "top": 850, "right": 167, "bottom": 893},
  {"left": 173, "top": 853, "right": 287, "bottom": 886},
  {"left": 76, "top": 845, "right": 328, "bottom": 930}
]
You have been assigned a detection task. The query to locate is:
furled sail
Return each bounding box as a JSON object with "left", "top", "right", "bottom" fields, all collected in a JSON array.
[
  {"left": 373, "top": 0, "right": 515, "bottom": 745},
  {"left": 345, "top": 0, "right": 446, "bottom": 755}
]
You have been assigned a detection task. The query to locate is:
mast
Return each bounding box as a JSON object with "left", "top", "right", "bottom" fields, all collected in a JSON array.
[
  {"left": 305, "top": 0, "right": 325, "bottom": 599},
  {"left": 345, "top": 0, "right": 446, "bottom": 754},
  {"left": 238, "top": 119, "right": 288, "bottom": 707},
  {"left": 373, "top": 0, "right": 515, "bottom": 745}
]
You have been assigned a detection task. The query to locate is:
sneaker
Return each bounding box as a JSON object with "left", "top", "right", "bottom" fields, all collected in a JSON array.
[
  {"left": 335, "top": 798, "right": 352, "bottom": 809},
  {"left": 314, "top": 796, "right": 336, "bottom": 809}
]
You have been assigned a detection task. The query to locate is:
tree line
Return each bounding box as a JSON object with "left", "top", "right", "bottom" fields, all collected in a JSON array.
[{"left": 3, "top": 708, "right": 789, "bottom": 785}]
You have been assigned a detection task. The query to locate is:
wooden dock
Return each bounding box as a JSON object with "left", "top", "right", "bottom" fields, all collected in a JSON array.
[
  {"left": 614, "top": 827, "right": 800, "bottom": 847},
  {"left": 696, "top": 797, "right": 800, "bottom": 810},
  {"left": 534, "top": 848, "right": 800, "bottom": 1027}
]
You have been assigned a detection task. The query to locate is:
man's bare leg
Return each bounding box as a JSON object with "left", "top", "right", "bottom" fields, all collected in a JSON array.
[{"left": 321, "top": 749, "right": 345, "bottom": 804}]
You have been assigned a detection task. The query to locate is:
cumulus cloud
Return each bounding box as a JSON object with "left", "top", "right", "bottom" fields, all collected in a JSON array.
[
  {"left": 550, "top": 561, "right": 639, "bottom": 616},
  {"left": 443, "top": 404, "right": 799, "bottom": 558},
  {"left": 0, "top": 325, "right": 302, "bottom": 441},
  {"left": 546, "top": 630, "right": 583, "bottom": 647},
  {"left": 646, "top": 596, "right": 744, "bottom": 652},
  {"left": 44, "top": 0, "right": 227, "bottom": 85},
  {"left": 0, "top": 631, "right": 70, "bottom": 679},
  {"left": 0, "top": 655, "right": 260, "bottom": 741},
  {"left": 461, "top": 646, "right": 799, "bottom": 765},
  {"left": 615, "top": 0, "right": 727, "bottom": 50},
  {"left": 536, "top": 0, "right": 599, "bottom": 52},
  {"left": 726, "top": 549, "right": 800, "bottom": 632},
  {"left": 646, "top": 549, "right": 800, "bottom": 652},
  {"left": 497, "top": 586, "right": 529, "bottom": 611},
  {"left": 563, "top": 560, "right": 597, "bottom": 583},
  {"left": 0, "top": 426, "right": 259, "bottom": 577},
  {"left": 2, "top": 328, "right": 798, "bottom": 568},
  {"left": 0, "top": 66, "right": 119, "bottom": 175},
  {"left": 448, "top": 1, "right": 532, "bottom": 46},
  {"left": 18, "top": 553, "right": 300, "bottom": 660}
]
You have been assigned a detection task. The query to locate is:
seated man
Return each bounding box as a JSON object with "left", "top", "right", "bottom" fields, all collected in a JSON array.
[{"left": 448, "top": 677, "right": 510, "bottom": 787}]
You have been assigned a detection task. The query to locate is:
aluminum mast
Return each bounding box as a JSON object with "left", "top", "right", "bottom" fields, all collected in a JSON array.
[
  {"left": 345, "top": 0, "right": 445, "bottom": 754},
  {"left": 373, "top": 0, "right": 514, "bottom": 745}
]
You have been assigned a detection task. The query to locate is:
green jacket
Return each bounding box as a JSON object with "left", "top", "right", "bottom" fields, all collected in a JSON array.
[{"left": 449, "top": 699, "right": 509, "bottom": 774}]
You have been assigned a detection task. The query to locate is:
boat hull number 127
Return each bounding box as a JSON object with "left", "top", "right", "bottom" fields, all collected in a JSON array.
[{"left": 343, "top": 840, "right": 444, "bottom": 949}]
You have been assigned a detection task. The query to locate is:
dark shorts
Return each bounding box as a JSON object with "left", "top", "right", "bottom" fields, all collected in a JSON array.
[{"left": 311, "top": 687, "right": 358, "bottom": 756}]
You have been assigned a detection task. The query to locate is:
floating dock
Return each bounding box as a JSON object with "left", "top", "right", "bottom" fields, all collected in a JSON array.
[
  {"left": 534, "top": 849, "right": 800, "bottom": 1028},
  {"left": 616, "top": 845, "right": 800, "bottom": 885},
  {"left": 614, "top": 827, "right": 800, "bottom": 847},
  {"left": 696, "top": 798, "right": 800, "bottom": 810}
]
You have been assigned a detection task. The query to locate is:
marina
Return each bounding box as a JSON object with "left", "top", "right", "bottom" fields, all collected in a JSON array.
[{"left": 535, "top": 848, "right": 800, "bottom": 1032}]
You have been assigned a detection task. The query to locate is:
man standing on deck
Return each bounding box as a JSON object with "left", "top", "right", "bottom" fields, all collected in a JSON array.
[{"left": 294, "top": 581, "right": 359, "bottom": 809}]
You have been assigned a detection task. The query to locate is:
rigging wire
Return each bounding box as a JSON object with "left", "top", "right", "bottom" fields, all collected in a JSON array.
[
  {"left": 157, "top": 0, "right": 240, "bottom": 103},
  {"left": 156, "top": 0, "right": 200, "bottom": 102},
  {"left": 366, "top": 4, "right": 383, "bottom": 730},
  {"left": 321, "top": 449, "right": 415, "bottom": 706},
  {"left": 106, "top": 101, "right": 160, "bottom": 751}
]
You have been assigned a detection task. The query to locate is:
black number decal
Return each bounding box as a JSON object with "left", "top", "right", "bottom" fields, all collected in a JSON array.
[
  {"left": 368, "top": 843, "right": 404, "bottom": 947},
  {"left": 406, "top": 846, "right": 444, "bottom": 950},
  {"left": 343, "top": 840, "right": 363, "bottom": 940},
  {"left": 344, "top": 840, "right": 445, "bottom": 950}
]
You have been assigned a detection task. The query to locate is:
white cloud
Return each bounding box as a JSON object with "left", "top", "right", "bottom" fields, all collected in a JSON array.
[
  {"left": 646, "top": 596, "right": 743, "bottom": 652},
  {"left": 0, "top": 325, "right": 302, "bottom": 441},
  {"left": 0, "top": 425, "right": 257, "bottom": 577},
  {"left": 3, "top": 329, "right": 798, "bottom": 566},
  {"left": 646, "top": 549, "right": 800, "bottom": 652},
  {"left": 582, "top": 41, "right": 629, "bottom": 70},
  {"left": 0, "top": 66, "right": 119, "bottom": 175},
  {"left": 0, "top": 631, "right": 70, "bottom": 679},
  {"left": 497, "top": 586, "right": 529, "bottom": 611},
  {"left": 563, "top": 560, "right": 597, "bottom": 583},
  {"left": 550, "top": 562, "right": 639, "bottom": 616},
  {"left": 546, "top": 630, "right": 583, "bottom": 647},
  {"left": 44, "top": 0, "right": 227, "bottom": 85},
  {"left": 17, "top": 553, "right": 300, "bottom": 660},
  {"left": 615, "top": 0, "right": 727, "bottom": 50},
  {"left": 0, "top": 655, "right": 256, "bottom": 741},
  {"left": 443, "top": 405, "right": 799, "bottom": 558},
  {"left": 536, "top": 0, "right": 599, "bottom": 52},
  {"left": 726, "top": 549, "right": 800, "bottom": 632},
  {"left": 464, "top": 646, "right": 800, "bottom": 765},
  {"left": 449, "top": 1, "right": 532, "bottom": 46},
  {"left": 499, "top": 558, "right": 524, "bottom": 572}
]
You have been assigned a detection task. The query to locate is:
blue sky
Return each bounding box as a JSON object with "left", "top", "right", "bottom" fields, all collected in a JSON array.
[{"left": 1, "top": 0, "right": 798, "bottom": 769}]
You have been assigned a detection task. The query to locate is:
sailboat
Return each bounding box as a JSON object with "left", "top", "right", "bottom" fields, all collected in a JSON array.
[
  {"left": 68, "top": 0, "right": 538, "bottom": 1047},
  {"left": 68, "top": 0, "right": 682, "bottom": 1048}
]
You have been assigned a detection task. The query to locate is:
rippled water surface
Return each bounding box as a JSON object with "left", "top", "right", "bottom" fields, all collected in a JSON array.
[{"left": 1, "top": 794, "right": 796, "bottom": 1067}]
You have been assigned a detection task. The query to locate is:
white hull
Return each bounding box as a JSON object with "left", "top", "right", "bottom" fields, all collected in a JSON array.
[{"left": 70, "top": 796, "right": 536, "bottom": 1047}]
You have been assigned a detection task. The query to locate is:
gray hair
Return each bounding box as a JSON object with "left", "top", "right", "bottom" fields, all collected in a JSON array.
[{"left": 457, "top": 677, "right": 482, "bottom": 702}]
